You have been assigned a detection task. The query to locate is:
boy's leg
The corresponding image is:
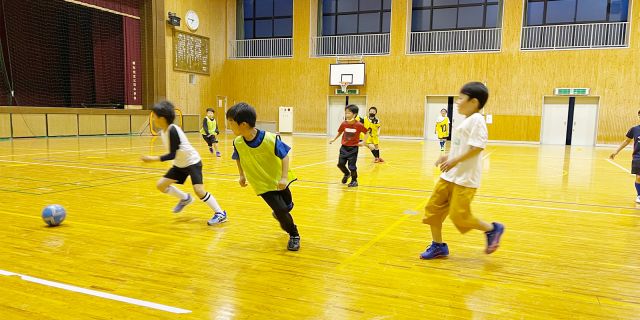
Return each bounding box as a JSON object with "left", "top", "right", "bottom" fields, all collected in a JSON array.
[
  {"left": 160, "top": 167, "right": 193, "bottom": 213},
  {"left": 347, "top": 149, "right": 359, "bottom": 180},
  {"left": 261, "top": 191, "right": 299, "bottom": 236},
  {"left": 423, "top": 179, "right": 453, "bottom": 243},
  {"left": 280, "top": 186, "right": 294, "bottom": 211},
  {"left": 157, "top": 177, "right": 179, "bottom": 195},
  {"left": 202, "top": 135, "right": 213, "bottom": 147},
  {"left": 193, "top": 184, "right": 223, "bottom": 213},
  {"left": 187, "top": 163, "right": 227, "bottom": 224},
  {"left": 420, "top": 179, "right": 453, "bottom": 259},
  {"left": 448, "top": 184, "right": 490, "bottom": 234},
  {"left": 337, "top": 155, "right": 350, "bottom": 181},
  {"left": 261, "top": 189, "right": 300, "bottom": 251},
  {"left": 633, "top": 158, "right": 640, "bottom": 202}
]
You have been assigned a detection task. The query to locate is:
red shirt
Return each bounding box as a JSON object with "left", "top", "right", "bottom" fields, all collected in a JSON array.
[{"left": 338, "top": 121, "right": 367, "bottom": 146}]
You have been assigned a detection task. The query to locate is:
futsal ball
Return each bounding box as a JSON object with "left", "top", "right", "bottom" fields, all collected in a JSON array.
[{"left": 42, "top": 205, "right": 66, "bottom": 227}]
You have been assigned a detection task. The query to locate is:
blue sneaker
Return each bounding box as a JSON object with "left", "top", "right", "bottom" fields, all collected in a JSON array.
[
  {"left": 172, "top": 194, "right": 193, "bottom": 213},
  {"left": 420, "top": 241, "right": 449, "bottom": 259},
  {"left": 207, "top": 211, "right": 227, "bottom": 225},
  {"left": 216, "top": 151, "right": 221, "bottom": 157},
  {"left": 485, "top": 222, "right": 505, "bottom": 254}
]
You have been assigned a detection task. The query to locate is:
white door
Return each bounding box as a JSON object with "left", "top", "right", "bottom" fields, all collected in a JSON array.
[
  {"left": 541, "top": 97, "right": 569, "bottom": 145},
  {"left": 348, "top": 96, "right": 367, "bottom": 119},
  {"left": 424, "top": 96, "right": 448, "bottom": 140},
  {"left": 571, "top": 97, "right": 599, "bottom": 146},
  {"left": 327, "top": 96, "right": 347, "bottom": 136}
]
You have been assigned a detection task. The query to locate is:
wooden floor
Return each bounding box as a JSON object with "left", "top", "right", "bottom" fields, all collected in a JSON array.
[{"left": 0, "top": 133, "right": 638, "bottom": 319}]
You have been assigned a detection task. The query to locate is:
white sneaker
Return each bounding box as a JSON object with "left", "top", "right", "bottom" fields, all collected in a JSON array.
[{"left": 635, "top": 196, "right": 640, "bottom": 204}]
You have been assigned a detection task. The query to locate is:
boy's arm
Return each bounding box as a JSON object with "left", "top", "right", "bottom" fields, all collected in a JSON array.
[
  {"left": 330, "top": 131, "right": 343, "bottom": 144},
  {"left": 236, "top": 159, "right": 248, "bottom": 187},
  {"left": 440, "top": 146, "right": 483, "bottom": 172},
  {"left": 278, "top": 155, "right": 290, "bottom": 190},
  {"left": 610, "top": 138, "right": 632, "bottom": 159},
  {"left": 142, "top": 127, "right": 178, "bottom": 162},
  {"left": 359, "top": 127, "right": 369, "bottom": 146},
  {"left": 202, "top": 118, "right": 210, "bottom": 136}
]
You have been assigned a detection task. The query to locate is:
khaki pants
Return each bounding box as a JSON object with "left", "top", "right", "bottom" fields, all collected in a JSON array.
[{"left": 423, "top": 179, "right": 480, "bottom": 234}]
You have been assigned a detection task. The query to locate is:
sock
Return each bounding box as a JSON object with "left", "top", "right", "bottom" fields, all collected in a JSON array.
[
  {"left": 373, "top": 149, "right": 380, "bottom": 158},
  {"left": 164, "top": 186, "right": 188, "bottom": 200},
  {"left": 635, "top": 183, "right": 640, "bottom": 196},
  {"left": 201, "top": 192, "right": 223, "bottom": 213},
  {"left": 370, "top": 149, "right": 376, "bottom": 157}
]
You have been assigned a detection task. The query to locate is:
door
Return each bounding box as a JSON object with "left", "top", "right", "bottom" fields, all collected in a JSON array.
[
  {"left": 327, "top": 96, "right": 347, "bottom": 136},
  {"left": 348, "top": 96, "right": 367, "bottom": 120},
  {"left": 571, "top": 97, "right": 598, "bottom": 146},
  {"left": 541, "top": 97, "right": 569, "bottom": 145},
  {"left": 424, "top": 96, "right": 448, "bottom": 140},
  {"left": 327, "top": 96, "right": 367, "bottom": 136},
  {"left": 424, "top": 96, "right": 462, "bottom": 140},
  {"left": 541, "top": 96, "right": 598, "bottom": 146}
]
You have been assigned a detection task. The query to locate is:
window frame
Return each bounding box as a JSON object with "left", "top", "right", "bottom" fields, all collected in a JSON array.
[
  {"left": 321, "top": 0, "right": 392, "bottom": 36},
  {"left": 243, "top": 0, "right": 294, "bottom": 39},
  {"left": 411, "top": 0, "right": 501, "bottom": 32},
  {"left": 524, "top": 0, "right": 630, "bottom": 26}
]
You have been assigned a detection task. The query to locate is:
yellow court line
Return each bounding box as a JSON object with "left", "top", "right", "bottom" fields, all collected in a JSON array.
[{"left": 336, "top": 198, "right": 429, "bottom": 270}]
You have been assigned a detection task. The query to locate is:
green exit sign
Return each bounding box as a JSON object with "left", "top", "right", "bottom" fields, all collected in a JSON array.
[
  {"left": 554, "top": 88, "right": 590, "bottom": 96},
  {"left": 336, "top": 89, "right": 359, "bottom": 95}
]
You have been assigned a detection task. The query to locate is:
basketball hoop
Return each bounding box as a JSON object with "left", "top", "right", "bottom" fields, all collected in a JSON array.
[{"left": 339, "top": 81, "right": 351, "bottom": 94}]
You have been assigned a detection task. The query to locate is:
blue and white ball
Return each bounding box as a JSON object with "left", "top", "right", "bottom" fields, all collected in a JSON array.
[{"left": 42, "top": 205, "right": 66, "bottom": 227}]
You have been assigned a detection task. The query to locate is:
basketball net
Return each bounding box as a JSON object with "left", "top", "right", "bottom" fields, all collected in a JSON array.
[{"left": 339, "top": 82, "right": 350, "bottom": 94}]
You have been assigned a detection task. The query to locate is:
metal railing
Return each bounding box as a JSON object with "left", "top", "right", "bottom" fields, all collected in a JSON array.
[
  {"left": 408, "top": 28, "right": 502, "bottom": 54},
  {"left": 521, "top": 22, "right": 629, "bottom": 50},
  {"left": 312, "top": 33, "right": 390, "bottom": 56},
  {"left": 229, "top": 38, "right": 293, "bottom": 59}
]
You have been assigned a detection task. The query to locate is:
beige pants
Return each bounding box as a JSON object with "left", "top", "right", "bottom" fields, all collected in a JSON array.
[{"left": 423, "top": 179, "right": 480, "bottom": 234}]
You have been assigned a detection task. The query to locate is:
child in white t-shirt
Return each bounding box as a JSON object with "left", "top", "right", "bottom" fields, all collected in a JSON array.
[{"left": 419, "top": 82, "right": 505, "bottom": 260}]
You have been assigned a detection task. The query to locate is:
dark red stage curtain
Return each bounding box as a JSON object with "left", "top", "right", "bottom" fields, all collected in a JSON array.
[
  {"left": 73, "top": 0, "right": 141, "bottom": 17},
  {"left": 123, "top": 17, "right": 141, "bottom": 105},
  {"left": 92, "top": 11, "right": 124, "bottom": 104}
]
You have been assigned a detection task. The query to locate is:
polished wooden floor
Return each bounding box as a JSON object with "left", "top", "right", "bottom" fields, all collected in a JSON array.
[{"left": 0, "top": 133, "right": 638, "bottom": 319}]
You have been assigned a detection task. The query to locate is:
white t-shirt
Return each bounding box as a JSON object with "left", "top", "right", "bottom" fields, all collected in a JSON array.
[
  {"left": 440, "top": 113, "right": 487, "bottom": 188},
  {"left": 160, "top": 124, "right": 201, "bottom": 168}
]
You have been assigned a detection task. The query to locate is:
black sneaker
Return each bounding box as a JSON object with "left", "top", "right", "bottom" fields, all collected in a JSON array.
[
  {"left": 348, "top": 180, "right": 358, "bottom": 187},
  {"left": 341, "top": 174, "right": 350, "bottom": 184},
  {"left": 288, "top": 236, "right": 300, "bottom": 251}
]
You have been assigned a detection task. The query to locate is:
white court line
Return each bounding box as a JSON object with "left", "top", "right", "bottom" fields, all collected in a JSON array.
[
  {"left": 0, "top": 269, "right": 191, "bottom": 314},
  {"left": 2, "top": 159, "right": 637, "bottom": 217},
  {"left": 0, "top": 145, "right": 151, "bottom": 159},
  {"left": 474, "top": 200, "right": 636, "bottom": 217},
  {"left": 606, "top": 158, "right": 632, "bottom": 174}
]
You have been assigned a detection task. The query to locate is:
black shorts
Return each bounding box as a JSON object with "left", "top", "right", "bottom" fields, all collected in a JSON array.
[
  {"left": 202, "top": 134, "right": 218, "bottom": 144},
  {"left": 632, "top": 159, "right": 640, "bottom": 175},
  {"left": 164, "top": 161, "right": 203, "bottom": 185},
  {"left": 339, "top": 145, "right": 359, "bottom": 160}
]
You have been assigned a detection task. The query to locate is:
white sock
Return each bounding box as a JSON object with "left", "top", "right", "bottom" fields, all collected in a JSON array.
[
  {"left": 201, "top": 192, "right": 223, "bottom": 213},
  {"left": 164, "top": 186, "right": 188, "bottom": 200}
]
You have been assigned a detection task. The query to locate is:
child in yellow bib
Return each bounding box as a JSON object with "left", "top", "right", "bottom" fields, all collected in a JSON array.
[
  {"left": 435, "top": 109, "right": 450, "bottom": 152},
  {"left": 200, "top": 108, "right": 221, "bottom": 157},
  {"left": 364, "top": 106, "right": 384, "bottom": 163},
  {"left": 227, "top": 102, "right": 300, "bottom": 251}
]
